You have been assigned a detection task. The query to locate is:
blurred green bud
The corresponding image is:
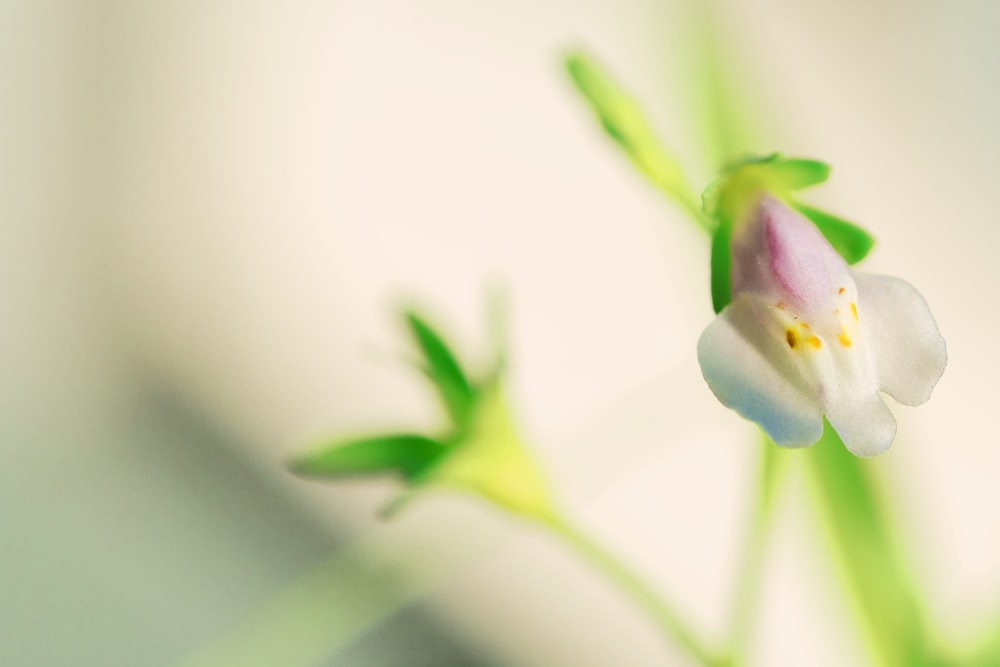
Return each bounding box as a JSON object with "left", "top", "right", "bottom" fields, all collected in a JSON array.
[
  {"left": 290, "top": 305, "right": 555, "bottom": 522},
  {"left": 427, "top": 378, "right": 553, "bottom": 520},
  {"left": 565, "top": 50, "right": 706, "bottom": 227}
]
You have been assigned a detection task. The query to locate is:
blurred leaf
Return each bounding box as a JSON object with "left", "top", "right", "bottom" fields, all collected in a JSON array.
[
  {"left": 564, "top": 51, "right": 706, "bottom": 227},
  {"left": 805, "top": 423, "right": 928, "bottom": 667},
  {"left": 404, "top": 310, "right": 476, "bottom": 428},
  {"left": 178, "top": 524, "right": 476, "bottom": 667},
  {"left": 689, "top": 0, "right": 763, "bottom": 171},
  {"left": 794, "top": 202, "right": 876, "bottom": 265},
  {"left": 770, "top": 158, "right": 830, "bottom": 190},
  {"left": 291, "top": 434, "right": 449, "bottom": 481}
]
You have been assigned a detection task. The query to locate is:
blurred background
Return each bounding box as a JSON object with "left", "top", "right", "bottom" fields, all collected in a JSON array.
[{"left": 3, "top": 0, "right": 1000, "bottom": 665}]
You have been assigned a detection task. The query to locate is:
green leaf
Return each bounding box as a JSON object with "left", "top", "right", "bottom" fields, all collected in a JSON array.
[
  {"left": 404, "top": 311, "right": 476, "bottom": 428},
  {"left": 290, "top": 434, "right": 450, "bottom": 481},
  {"left": 794, "top": 202, "right": 875, "bottom": 265},
  {"left": 564, "top": 51, "right": 705, "bottom": 226},
  {"left": 769, "top": 158, "right": 830, "bottom": 190}
]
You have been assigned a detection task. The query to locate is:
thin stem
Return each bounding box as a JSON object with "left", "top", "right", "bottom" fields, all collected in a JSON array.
[
  {"left": 541, "top": 513, "right": 729, "bottom": 667},
  {"left": 725, "top": 437, "right": 785, "bottom": 661}
]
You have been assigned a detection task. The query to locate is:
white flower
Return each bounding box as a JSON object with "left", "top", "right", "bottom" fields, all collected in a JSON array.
[{"left": 697, "top": 196, "right": 947, "bottom": 456}]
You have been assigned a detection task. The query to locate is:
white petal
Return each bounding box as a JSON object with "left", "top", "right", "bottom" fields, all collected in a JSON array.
[
  {"left": 855, "top": 273, "right": 947, "bottom": 406},
  {"left": 825, "top": 390, "right": 897, "bottom": 457},
  {"left": 697, "top": 294, "right": 824, "bottom": 447}
]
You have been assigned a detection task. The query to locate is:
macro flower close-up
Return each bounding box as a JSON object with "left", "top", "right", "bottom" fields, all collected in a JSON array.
[
  {"left": 698, "top": 194, "right": 947, "bottom": 457},
  {"left": 7, "top": 2, "right": 1000, "bottom": 667}
]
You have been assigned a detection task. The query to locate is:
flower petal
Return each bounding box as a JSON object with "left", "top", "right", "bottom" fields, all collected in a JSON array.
[
  {"left": 731, "top": 197, "right": 851, "bottom": 326},
  {"left": 825, "top": 390, "right": 897, "bottom": 458},
  {"left": 855, "top": 273, "right": 947, "bottom": 406},
  {"left": 697, "top": 293, "right": 824, "bottom": 446}
]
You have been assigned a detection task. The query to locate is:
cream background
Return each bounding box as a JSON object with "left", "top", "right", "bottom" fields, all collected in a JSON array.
[{"left": 3, "top": 1, "right": 999, "bottom": 665}]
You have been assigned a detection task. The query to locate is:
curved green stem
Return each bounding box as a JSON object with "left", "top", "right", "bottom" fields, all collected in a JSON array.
[{"left": 542, "top": 513, "right": 729, "bottom": 667}]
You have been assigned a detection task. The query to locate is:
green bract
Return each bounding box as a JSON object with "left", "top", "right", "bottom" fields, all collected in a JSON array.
[
  {"left": 290, "top": 434, "right": 450, "bottom": 482},
  {"left": 702, "top": 154, "right": 875, "bottom": 312},
  {"left": 404, "top": 311, "right": 476, "bottom": 430},
  {"left": 290, "top": 308, "right": 554, "bottom": 521}
]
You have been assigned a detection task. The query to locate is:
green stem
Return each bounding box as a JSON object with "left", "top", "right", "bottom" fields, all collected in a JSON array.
[
  {"left": 542, "top": 513, "right": 729, "bottom": 667},
  {"left": 725, "top": 438, "right": 784, "bottom": 661},
  {"left": 804, "top": 424, "right": 926, "bottom": 667}
]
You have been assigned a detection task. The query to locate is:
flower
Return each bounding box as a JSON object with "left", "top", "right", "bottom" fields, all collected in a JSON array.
[{"left": 697, "top": 195, "right": 947, "bottom": 456}]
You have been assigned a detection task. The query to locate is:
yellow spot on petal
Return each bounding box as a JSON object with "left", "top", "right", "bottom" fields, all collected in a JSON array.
[
  {"left": 786, "top": 328, "right": 798, "bottom": 349},
  {"left": 838, "top": 332, "right": 852, "bottom": 347},
  {"left": 851, "top": 302, "right": 858, "bottom": 321},
  {"left": 775, "top": 302, "right": 785, "bottom": 310},
  {"left": 838, "top": 287, "right": 846, "bottom": 295},
  {"left": 808, "top": 336, "right": 822, "bottom": 350}
]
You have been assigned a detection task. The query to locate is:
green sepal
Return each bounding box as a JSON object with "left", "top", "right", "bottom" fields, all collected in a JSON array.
[
  {"left": 404, "top": 310, "right": 476, "bottom": 429},
  {"left": 710, "top": 221, "right": 733, "bottom": 313},
  {"left": 794, "top": 202, "right": 875, "bottom": 265},
  {"left": 768, "top": 158, "right": 830, "bottom": 190},
  {"left": 702, "top": 154, "right": 830, "bottom": 224},
  {"left": 564, "top": 51, "right": 701, "bottom": 217},
  {"left": 290, "top": 434, "right": 450, "bottom": 482}
]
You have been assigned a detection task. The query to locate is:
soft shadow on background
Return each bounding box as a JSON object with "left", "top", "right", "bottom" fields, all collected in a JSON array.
[{"left": 3, "top": 1, "right": 1000, "bottom": 666}]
